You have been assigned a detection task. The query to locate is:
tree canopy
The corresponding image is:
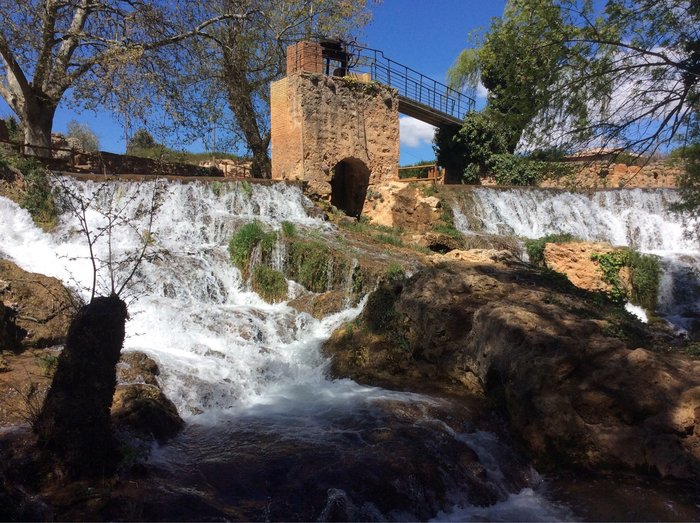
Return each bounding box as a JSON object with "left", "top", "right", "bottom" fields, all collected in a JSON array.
[{"left": 448, "top": 0, "right": 699, "bottom": 157}]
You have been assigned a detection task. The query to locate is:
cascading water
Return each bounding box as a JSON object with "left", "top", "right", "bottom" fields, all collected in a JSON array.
[
  {"left": 452, "top": 187, "right": 700, "bottom": 336},
  {"left": 0, "top": 177, "right": 571, "bottom": 521}
]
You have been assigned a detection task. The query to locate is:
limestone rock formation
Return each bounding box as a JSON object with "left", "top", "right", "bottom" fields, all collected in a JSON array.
[
  {"left": 324, "top": 253, "right": 700, "bottom": 479},
  {"left": 543, "top": 241, "right": 631, "bottom": 294}
]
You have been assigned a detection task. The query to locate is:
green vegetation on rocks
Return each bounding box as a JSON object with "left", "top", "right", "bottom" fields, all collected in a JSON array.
[
  {"left": 591, "top": 249, "right": 660, "bottom": 309},
  {"left": 287, "top": 239, "right": 348, "bottom": 293},
  {"left": 252, "top": 266, "right": 287, "bottom": 303},
  {"left": 228, "top": 221, "right": 277, "bottom": 279}
]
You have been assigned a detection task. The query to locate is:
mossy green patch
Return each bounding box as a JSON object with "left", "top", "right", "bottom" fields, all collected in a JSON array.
[
  {"left": 252, "top": 266, "right": 287, "bottom": 303},
  {"left": 228, "top": 221, "right": 277, "bottom": 278}
]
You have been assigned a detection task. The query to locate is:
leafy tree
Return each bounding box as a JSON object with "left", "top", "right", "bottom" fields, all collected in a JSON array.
[
  {"left": 0, "top": 1, "right": 249, "bottom": 157},
  {"left": 66, "top": 120, "right": 99, "bottom": 152},
  {"left": 448, "top": 0, "right": 570, "bottom": 152},
  {"left": 434, "top": 111, "right": 509, "bottom": 183},
  {"left": 452, "top": 0, "right": 699, "bottom": 156},
  {"left": 126, "top": 128, "right": 158, "bottom": 154}
]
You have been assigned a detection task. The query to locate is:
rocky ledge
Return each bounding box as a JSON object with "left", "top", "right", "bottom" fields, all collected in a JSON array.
[{"left": 324, "top": 250, "right": 700, "bottom": 479}]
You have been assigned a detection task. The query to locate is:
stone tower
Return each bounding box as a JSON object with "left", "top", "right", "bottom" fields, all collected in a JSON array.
[{"left": 270, "top": 41, "right": 399, "bottom": 217}]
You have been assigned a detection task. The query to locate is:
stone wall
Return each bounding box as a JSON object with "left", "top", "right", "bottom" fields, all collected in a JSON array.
[
  {"left": 270, "top": 72, "right": 400, "bottom": 204},
  {"left": 540, "top": 160, "right": 682, "bottom": 189}
]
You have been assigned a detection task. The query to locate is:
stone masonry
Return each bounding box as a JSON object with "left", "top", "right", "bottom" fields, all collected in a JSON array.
[{"left": 270, "top": 43, "right": 399, "bottom": 214}]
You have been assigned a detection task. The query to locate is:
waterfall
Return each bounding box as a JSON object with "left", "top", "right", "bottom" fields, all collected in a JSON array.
[{"left": 452, "top": 187, "right": 700, "bottom": 336}]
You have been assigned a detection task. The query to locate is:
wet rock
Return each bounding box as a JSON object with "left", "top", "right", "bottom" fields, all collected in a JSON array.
[
  {"left": 112, "top": 384, "right": 183, "bottom": 443},
  {"left": 325, "top": 257, "right": 700, "bottom": 479},
  {"left": 0, "top": 260, "right": 76, "bottom": 349},
  {"left": 288, "top": 290, "right": 347, "bottom": 319},
  {"left": 117, "top": 351, "right": 160, "bottom": 386}
]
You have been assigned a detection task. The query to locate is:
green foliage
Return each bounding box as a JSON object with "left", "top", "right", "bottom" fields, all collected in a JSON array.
[
  {"left": 252, "top": 266, "right": 287, "bottom": 303},
  {"left": 36, "top": 353, "right": 59, "bottom": 377},
  {"left": 375, "top": 232, "right": 403, "bottom": 247},
  {"left": 281, "top": 221, "right": 297, "bottom": 238},
  {"left": 591, "top": 249, "right": 660, "bottom": 309},
  {"left": 384, "top": 262, "right": 405, "bottom": 282},
  {"left": 228, "top": 221, "right": 277, "bottom": 278},
  {"left": 127, "top": 128, "right": 157, "bottom": 152},
  {"left": 287, "top": 239, "right": 346, "bottom": 293},
  {"left": 488, "top": 154, "right": 546, "bottom": 186},
  {"left": 240, "top": 180, "right": 253, "bottom": 198},
  {"left": 4, "top": 116, "right": 22, "bottom": 142},
  {"left": 525, "top": 233, "right": 576, "bottom": 266},
  {"left": 434, "top": 111, "right": 509, "bottom": 183},
  {"left": 211, "top": 181, "right": 223, "bottom": 197},
  {"left": 19, "top": 159, "right": 57, "bottom": 229},
  {"left": 591, "top": 250, "right": 629, "bottom": 303},
  {"left": 66, "top": 120, "right": 100, "bottom": 152}
]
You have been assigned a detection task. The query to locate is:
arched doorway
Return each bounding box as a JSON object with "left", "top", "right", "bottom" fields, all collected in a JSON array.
[{"left": 330, "top": 158, "right": 370, "bottom": 218}]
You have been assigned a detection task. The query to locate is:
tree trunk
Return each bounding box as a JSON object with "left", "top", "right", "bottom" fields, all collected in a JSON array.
[
  {"left": 249, "top": 138, "right": 271, "bottom": 179},
  {"left": 34, "top": 294, "right": 128, "bottom": 481},
  {"left": 22, "top": 99, "right": 56, "bottom": 158}
]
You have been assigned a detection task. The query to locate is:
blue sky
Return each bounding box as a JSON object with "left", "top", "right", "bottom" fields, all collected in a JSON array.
[{"left": 0, "top": 1, "right": 507, "bottom": 164}]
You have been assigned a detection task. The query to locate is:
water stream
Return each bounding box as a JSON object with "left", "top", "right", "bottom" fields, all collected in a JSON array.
[
  {"left": 452, "top": 187, "right": 700, "bottom": 337},
  {"left": 1, "top": 179, "right": 698, "bottom": 519}
]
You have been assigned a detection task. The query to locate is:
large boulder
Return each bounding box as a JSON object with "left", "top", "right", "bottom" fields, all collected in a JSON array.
[
  {"left": 112, "top": 384, "right": 183, "bottom": 443},
  {"left": 324, "top": 253, "right": 700, "bottom": 479}
]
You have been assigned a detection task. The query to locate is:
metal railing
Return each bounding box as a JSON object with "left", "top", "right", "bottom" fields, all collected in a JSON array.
[{"left": 346, "top": 44, "right": 474, "bottom": 121}]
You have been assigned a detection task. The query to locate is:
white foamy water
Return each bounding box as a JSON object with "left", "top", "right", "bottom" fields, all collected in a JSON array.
[
  {"left": 454, "top": 187, "right": 700, "bottom": 335},
  {"left": 0, "top": 178, "right": 410, "bottom": 419}
]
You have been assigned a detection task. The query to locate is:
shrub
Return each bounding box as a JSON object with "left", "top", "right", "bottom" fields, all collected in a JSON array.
[
  {"left": 228, "top": 221, "right": 276, "bottom": 278},
  {"left": 252, "top": 266, "right": 287, "bottom": 303},
  {"left": 591, "top": 249, "right": 660, "bottom": 309},
  {"left": 525, "top": 233, "right": 576, "bottom": 266},
  {"left": 19, "top": 159, "right": 57, "bottom": 229},
  {"left": 488, "top": 154, "right": 545, "bottom": 186}
]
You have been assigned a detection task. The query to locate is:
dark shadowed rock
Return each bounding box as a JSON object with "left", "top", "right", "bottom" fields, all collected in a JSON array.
[
  {"left": 112, "top": 384, "right": 183, "bottom": 443},
  {"left": 0, "top": 260, "right": 75, "bottom": 349},
  {"left": 34, "top": 294, "right": 128, "bottom": 481}
]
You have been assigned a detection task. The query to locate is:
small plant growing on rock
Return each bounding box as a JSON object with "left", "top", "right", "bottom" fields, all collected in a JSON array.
[
  {"left": 384, "top": 263, "right": 405, "bottom": 282},
  {"left": 281, "top": 220, "right": 297, "bottom": 238},
  {"left": 591, "top": 248, "right": 660, "bottom": 309}
]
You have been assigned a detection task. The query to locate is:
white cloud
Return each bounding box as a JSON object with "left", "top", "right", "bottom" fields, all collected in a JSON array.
[
  {"left": 476, "top": 81, "right": 488, "bottom": 99},
  {"left": 399, "top": 116, "right": 436, "bottom": 148}
]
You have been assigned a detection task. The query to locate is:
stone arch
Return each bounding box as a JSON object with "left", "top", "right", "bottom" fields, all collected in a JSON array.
[{"left": 330, "top": 157, "right": 370, "bottom": 217}]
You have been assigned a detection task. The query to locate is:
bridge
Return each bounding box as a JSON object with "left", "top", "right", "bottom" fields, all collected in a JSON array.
[
  {"left": 343, "top": 43, "right": 474, "bottom": 127},
  {"left": 288, "top": 39, "right": 474, "bottom": 128}
]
